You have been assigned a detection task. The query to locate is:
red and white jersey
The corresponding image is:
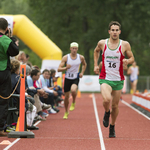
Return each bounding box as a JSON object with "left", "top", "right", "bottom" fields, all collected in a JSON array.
[{"left": 99, "top": 39, "right": 125, "bottom": 81}]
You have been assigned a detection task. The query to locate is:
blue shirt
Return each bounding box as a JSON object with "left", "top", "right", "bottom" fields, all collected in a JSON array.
[
  {"left": 27, "top": 75, "right": 33, "bottom": 87},
  {"left": 40, "top": 75, "right": 47, "bottom": 88}
]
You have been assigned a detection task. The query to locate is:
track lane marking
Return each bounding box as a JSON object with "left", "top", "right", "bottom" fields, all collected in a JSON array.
[
  {"left": 121, "top": 100, "right": 150, "bottom": 120},
  {"left": 3, "top": 138, "right": 20, "bottom": 150},
  {"left": 3, "top": 121, "right": 41, "bottom": 150},
  {"left": 92, "top": 93, "right": 106, "bottom": 150}
]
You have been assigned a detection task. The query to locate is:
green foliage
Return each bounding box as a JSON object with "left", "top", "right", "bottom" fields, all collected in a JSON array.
[
  {"left": 27, "top": 0, "right": 150, "bottom": 75},
  {"left": 0, "top": 0, "right": 31, "bottom": 15},
  {"left": 1, "top": 0, "right": 150, "bottom": 75}
]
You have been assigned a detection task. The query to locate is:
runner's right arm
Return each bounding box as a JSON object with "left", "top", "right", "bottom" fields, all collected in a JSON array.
[
  {"left": 94, "top": 40, "right": 104, "bottom": 74},
  {"left": 58, "top": 55, "right": 71, "bottom": 72}
]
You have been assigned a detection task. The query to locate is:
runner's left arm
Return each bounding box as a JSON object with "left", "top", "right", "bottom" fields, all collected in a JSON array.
[
  {"left": 123, "top": 41, "right": 134, "bottom": 65},
  {"left": 79, "top": 55, "right": 87, "bottom": 78}
]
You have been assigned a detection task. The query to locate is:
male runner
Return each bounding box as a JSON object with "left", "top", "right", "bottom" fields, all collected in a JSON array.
[
  {"left": 94, "top": 21, "right": 134, "bottom": 138},
  {"left": 58, "top": 42, "right": 87, "bottom": 119},
  {"left": 127, "top": 61, "right": 139, "bottom": 94}
]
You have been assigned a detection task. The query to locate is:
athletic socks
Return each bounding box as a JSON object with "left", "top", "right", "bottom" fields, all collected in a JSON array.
[{"left": 103, "top": 110, "right": 110, "bottom": 127}]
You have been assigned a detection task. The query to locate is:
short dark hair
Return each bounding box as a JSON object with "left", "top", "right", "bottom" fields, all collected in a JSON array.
[
  {"left": 108, "top": 21, "right": 121, "bottom": 30},
  {"left": 26, "top": 54, "right": 29, "bottom": 58},
  {"left": 11, "top": 36, "right": 18, "bottom": 42},
  {"left": 31, "top": 69, "right": 40, "bottom": 77},
  {"left": 42, "top": 69, "right": 49, "bottom": 74},
  {"left": 0, "top": 18, "right": 8, "bottom": 30},
  {"left": 32, "top": 65, "right": 40, "bottom": 70},
  {"left": 50, "top": 69, "right": 56, "bottom": 76}
]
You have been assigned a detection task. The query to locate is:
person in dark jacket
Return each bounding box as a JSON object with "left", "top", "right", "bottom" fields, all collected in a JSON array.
[{"left": 0, "top": 18, "right": 19, "bottom": 136}]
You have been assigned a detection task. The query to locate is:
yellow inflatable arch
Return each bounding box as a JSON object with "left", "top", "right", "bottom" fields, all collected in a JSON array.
[{"left": 0, "top": 14, "right": 62, "bottom": 86}]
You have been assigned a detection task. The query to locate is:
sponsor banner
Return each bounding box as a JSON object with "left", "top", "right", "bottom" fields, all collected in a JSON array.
[
  {"left": 79, "top": 75, "right": 100, "bottom": 92},
  {"left": 79, "top": 75, "right": 127, "bottom": 92},
  {"left": 41, "top": 59, "right": 61, "bottom": 74}
]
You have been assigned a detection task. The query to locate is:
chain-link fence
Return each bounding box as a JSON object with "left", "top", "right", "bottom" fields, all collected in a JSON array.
[{"left": 126, "top": 76, "right": 150, "bottom": 93}]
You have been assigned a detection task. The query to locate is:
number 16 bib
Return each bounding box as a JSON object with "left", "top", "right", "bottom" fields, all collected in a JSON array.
[{"left": 99, "top": 39, "right": 125, "bottom": 81}]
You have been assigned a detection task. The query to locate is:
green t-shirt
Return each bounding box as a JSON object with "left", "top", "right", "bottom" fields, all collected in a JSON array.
[{"left": 0, "top": 35, "right": 12, "bottom": 71}]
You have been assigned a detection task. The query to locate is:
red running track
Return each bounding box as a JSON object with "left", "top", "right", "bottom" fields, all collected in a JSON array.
[{"left": 0, "top": 93, "right": 150, "bottom": 150}]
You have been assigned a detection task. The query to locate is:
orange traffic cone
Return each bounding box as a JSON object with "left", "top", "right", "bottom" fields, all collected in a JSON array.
[
  {"left": 77, "top": 90, "right": 81, "bottom": 98},
  {"left": 136, "top": 90, "right": 139, "bottom": 94},
  {"left": 144, "top": 89, "right": 148, "bottom": 93}
]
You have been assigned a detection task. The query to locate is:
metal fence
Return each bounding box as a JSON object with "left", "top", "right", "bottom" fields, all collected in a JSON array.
[{"left": 126, "top": 76, "right": 150, "bottom": 93}]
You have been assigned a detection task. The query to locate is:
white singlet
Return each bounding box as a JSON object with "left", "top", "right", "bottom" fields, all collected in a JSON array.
[
  {"left": 130, "top": 66, "right": 138, "bottom": 81},
  {"left": 99, "top": 39, "right": 125, "bottom": 81},
  {"left": 65, "top": 53, "right": 81, "bottom": 79}
]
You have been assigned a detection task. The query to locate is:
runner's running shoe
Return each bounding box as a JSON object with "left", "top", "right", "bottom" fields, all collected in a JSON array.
[
  {"left": 109, "top": 124, "right": 116, "bottom": 138},
  {"left": 63, "top": 112, "right": 69, "bottom": 119},
  {"left": 103, "top": 110, "right": 110, "bottom": 127},
  {"left": 69, "top": 103, "right": 75, "bottom": 111}
]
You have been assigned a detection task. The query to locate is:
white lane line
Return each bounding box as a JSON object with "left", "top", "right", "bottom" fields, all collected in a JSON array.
[
  {"left": 34, "top": 120, "right": 41, "bottom": 126},
  {"left": 92, "top": 93, "right": 106, "bottom": 150},
  {"left": 3, "top": 138, "right": 20, "bottom": 150},
  {"left": 3, "top": 120, "right": 41, "bottom": 150},
  {"left": 121, "top": 100, "right": 150, "bottom": 120}
]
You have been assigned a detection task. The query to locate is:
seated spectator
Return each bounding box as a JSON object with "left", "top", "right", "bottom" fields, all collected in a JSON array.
[
  {"left": 10, "top": 59, "right": 38, "bottom": 130},
  {"left": 27, "top": 69, "right": 53, "bottom": 119},
  {"left": 33, "top": 69, "right": 57, "bottom": 113},
  {"left": 32, "top": 65, "right": 40, "bottom": 70},
  {"left": 26, "top": 64, "right": 32, "bottom": 76},
  {"left": 49, "top": 69, "right": 64, "bottom": 103},
  {"left": 15, "top": 51, "right": 24, "bottom": 64},
  {"left": 15, "top": 51, "right": 29, "bottom": 64},
  {"left": 26, "top": 54, "right": 30, "bottom": 62},
  {"left": 49, "top": 69, "right": 56, "bottom": 88},
  {"left": 25, "top": 64, "right": 50, "bottom": 124},
  {"left": 39, "top": 69, "right": 60, "bottom": 113}
]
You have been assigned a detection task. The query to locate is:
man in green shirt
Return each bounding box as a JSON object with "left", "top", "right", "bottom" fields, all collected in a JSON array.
[{"left": 0, "top": 18, "right": 19, "bottom": 136}]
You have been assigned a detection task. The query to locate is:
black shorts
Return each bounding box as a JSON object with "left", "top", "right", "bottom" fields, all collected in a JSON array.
[{"left": 64, "top": 78, "right": 79, "bottom": 92}]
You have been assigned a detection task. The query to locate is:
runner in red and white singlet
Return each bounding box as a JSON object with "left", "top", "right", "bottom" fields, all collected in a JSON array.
[
  {"left": 100, "top": 38, "right": 124, "bottom": 81},
  {"left": 94, "top": 21, "right": 134, "bottom": 138}
]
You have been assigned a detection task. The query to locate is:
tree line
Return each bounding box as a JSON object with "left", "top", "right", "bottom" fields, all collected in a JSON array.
[{"left": 1, "top": 0, "right": 150, "bottom": 75}]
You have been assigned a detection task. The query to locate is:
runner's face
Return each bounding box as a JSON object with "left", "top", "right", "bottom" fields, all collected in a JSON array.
[
  {"left": 70, "top": 47, "right": 78, "bottom": 55},
  {"left": 109, "top": 25, "right": 121, "bottom": 40},
  {"left": 132, "top": 62, "right": 136, "bottom": 67}
]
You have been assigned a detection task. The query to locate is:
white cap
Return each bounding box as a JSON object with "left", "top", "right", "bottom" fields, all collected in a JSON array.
[{"left": 70, "top": 42, "right": 79, "bottom": 48}]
